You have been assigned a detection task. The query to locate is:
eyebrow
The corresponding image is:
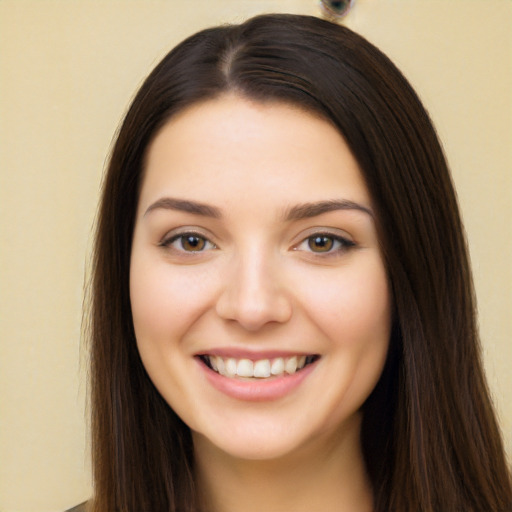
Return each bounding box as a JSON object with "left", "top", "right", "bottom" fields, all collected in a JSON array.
[
  {"left": 283, "top": 199, "right": 374, "bottom": 221},
  {"left": 144, "top": 197, "right": 373, "bottom": 221},
  {"left": 144, "top": 197, "right": 222, "bottom": 218}
]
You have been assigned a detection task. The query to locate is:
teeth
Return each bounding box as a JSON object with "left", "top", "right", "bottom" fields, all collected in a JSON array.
[
  {"left": 253, "top": 359, "right": 271, "bottom": 378},
  {"left": 270, "top": 357, "right": 284, "bottom": 376},
  {"left": 225, "top": 358, "right": 237, "bottom": 377},
  {"left": 206, "top": 354, "right": 314, "bottom": 379},
  {"left": 216, "top": 356, "right": 225, "bottom": 375},
  {"left": 236, "top": 359, "right": 253, "bottom": 377},
  {"left": 285, "top": 356, "right": 297, "bottom": 374}
]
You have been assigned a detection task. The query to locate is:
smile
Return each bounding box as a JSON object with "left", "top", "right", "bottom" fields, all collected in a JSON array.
[
  {"left": 196, "top": 352, "right": 321, "bottom": 402},
  {"left": 198, "top": 354, "right": 320, "bottom": 379}
]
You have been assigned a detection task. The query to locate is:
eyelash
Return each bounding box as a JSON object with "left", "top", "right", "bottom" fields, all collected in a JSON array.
[
  {"left": 160, "top": 231, "right": 355, "bottom": 256},
  {"left": 160, "top": 232, "right": 216, "bottom": 253},
  {"left": 294, "top": 233, "right": 356, "bottom": 256}
]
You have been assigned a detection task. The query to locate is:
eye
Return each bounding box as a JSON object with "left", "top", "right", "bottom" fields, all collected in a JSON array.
[
  {"left": 308, "top": 235, "right": 335, "bottom": 252},
  {"left": 295, "top": 233, "right": 355, "bottom": 255},
  {"left": 161, "top": 232, "right": 216, "bottom": 253}
]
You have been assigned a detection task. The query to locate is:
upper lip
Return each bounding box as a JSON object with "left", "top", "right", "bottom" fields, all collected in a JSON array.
[{"left": 195, "top": 348, "right": 316, "bottom": 360}]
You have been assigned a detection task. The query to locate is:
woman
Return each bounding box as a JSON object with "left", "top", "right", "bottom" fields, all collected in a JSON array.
[{"left": 86, "top": 13, "right": 512, "bottom": 512}]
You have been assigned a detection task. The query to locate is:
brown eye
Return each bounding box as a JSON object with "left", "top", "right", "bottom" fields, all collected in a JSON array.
[
  {"left": 180, "top": 235, "right": 206, "bottom": 251},
  {"left": 295, "top": 232, "right": 356, "bottom": 256},
  {"left": 308, "top": 235, "right": 334, "bottom": 252},
  {"left": 161, "top": 232, "right": 215, "bottom": 253}
]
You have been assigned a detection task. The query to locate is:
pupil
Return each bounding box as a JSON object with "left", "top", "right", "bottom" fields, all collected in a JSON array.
[
  {"left": 183, "top": 236, "right": 204, "bottom": 251},
  {"left": 309, "top": 236, "right": 333, "bottom": 252}
]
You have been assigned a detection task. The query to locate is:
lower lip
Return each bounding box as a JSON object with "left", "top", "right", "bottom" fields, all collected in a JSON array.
[{"left": 197, "top": 358, "right": 318, "bottom": 402}]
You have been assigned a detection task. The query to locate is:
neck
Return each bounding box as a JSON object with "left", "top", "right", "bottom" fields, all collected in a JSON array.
[{"left": 193, "top": 417, "right": 373, "bottom": 512}]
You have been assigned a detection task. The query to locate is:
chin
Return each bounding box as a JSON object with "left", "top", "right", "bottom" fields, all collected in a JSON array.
[
  {"left": 192, "top": 420, "right": 310, "bottom": 461},
  {"left": 192, "top": 410, "right": 360, "bottom": 463}
]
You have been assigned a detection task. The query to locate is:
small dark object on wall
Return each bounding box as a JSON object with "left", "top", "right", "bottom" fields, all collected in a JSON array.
[{"left": 319, "top": 0, "right": 355, "bottom": 20}]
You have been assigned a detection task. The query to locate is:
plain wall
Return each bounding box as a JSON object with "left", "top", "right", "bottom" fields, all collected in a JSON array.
[{"left": 0, "top": 1, "right": 510, "bottom": 511}]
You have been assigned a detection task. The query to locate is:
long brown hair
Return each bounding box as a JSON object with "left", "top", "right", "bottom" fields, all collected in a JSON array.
[{"left": 88, "top": 13, "right": 512, "bottom": 512}]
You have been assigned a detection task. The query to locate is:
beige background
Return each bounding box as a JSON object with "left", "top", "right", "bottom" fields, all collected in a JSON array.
[{"left": 0, "top": 1, "right": 510, "bottom": 511}]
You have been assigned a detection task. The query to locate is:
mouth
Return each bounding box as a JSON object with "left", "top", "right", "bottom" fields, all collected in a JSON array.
[{"left": 197, "top": 354, "right": 320, "bottom": 380}]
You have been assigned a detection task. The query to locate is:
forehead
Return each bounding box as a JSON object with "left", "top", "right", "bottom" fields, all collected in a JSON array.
[{"left": 139, "top": 94, "right": 371, "bottom": 214}]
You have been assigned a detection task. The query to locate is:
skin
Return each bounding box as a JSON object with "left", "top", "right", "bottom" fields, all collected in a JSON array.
[{"left": 130, "top": 94, "right": 391, "bottom": 512}]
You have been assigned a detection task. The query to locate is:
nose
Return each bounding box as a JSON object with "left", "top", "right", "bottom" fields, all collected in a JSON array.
[{"left": 215, "top": 248, "right": 293, "bottom": 331}]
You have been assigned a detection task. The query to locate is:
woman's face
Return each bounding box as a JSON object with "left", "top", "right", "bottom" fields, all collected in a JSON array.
[{"left": 130, "top": 95, "right": 391, "bottom": 460}]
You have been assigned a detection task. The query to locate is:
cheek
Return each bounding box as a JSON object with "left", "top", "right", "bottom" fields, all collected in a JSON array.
[
  {"left": 130, "top": 251, "right": 223, "bottom": 360},
  {"left": 128, "top": 256, "right": 217, "bottom": 409},
  {"left": 130, "top": 265, "right": 174, "bottom": 344},
  {"left": 295, "top": 257, "right": 391, "bottom": 349},
  {"left": 129, "top": 256, "right": 216, "bottom": 345}
]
